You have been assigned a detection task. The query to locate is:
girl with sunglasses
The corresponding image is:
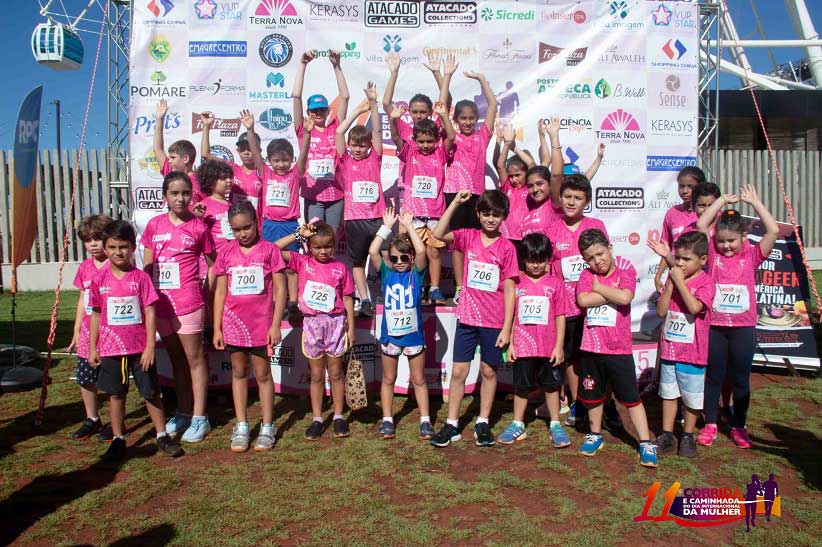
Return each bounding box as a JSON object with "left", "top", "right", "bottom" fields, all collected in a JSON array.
[{"left": 369, "top": 208, "right": 433, "bottom": 440}]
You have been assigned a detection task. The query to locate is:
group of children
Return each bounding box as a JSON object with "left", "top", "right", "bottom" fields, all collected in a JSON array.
[{"left": 67, "top": 51, "right": 777, "bottom": 467}]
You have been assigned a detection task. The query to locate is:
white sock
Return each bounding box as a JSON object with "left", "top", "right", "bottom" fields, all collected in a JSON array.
[
  {"left": 511, "top": 420, "right": 524, "bottom": 427},
  {"left": 382, "top": 416, "right": 394, "bottom": 424},
  {"left": 88, "top": 416, "right": 100, "bottom": 422},
  {"left": 236, "top": 421, "right": 249, "bottom": 428},
  {"left": 430, "top": 285, "right": 439, "bottom": 290},
  {"left": 476, "top": 416, "right": 489, "bottom": 425},
  {"left": 115, "top": 435, "right": 126, "bottom": 440},
  {"left": 156, "top": 431, "right": 168, "bottom": 439},
  {"left": 420, "top": 416, "right": 431, "bottom": 424},
  {"left": 192, "top": 415, "right": 205, "bottom": 420},
  {"left": 333, "top": 414, "right": 344, "bottom": 421},
  {"left": 446, "top": 418, "right": 458, "bottom": 427},
  {"left": 313, "top": 416, "right": 323, "bottom": 423},
  {"left": 550, "top": 420, "right": 561, "bottom": 428}
]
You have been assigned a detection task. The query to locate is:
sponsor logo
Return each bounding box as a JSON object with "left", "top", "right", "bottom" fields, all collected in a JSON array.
[
  {"left": 194, "top": 0, "right": 242, "bottom": 22},
  {"left": 596, "top": 109, "right": 645, "bottom": 143},
  {"left": 424, "top": 1, "right": 477, "bottom": 25},
  {"left": 422, "top": 45, "right": 477, "bottom": 59},
  {"left": 135, "top": 186, "right": 165, "bottom": 210},
  {"left": 148, "top": 0, "right": 174, "bottom": 17},
  {"left": 189, "top": 41, "right": 247, "bottom": 58},
  {"left": 646, "top": 188, "right": 680, "bottom": 210},
  {"left": 652, "top": 38, "right": 697, "bottom": 70},
  {"left": 144, "top": 0, "right": 186, "bottom": 25},
  {"left": 594, "top": 78, "right": 645, "bottom": 100},
  {"left": 209, "top": 145, "right": 235, "bottom": 163},
  {"left": 539, "top": 43, "right": 587, "bottom": 66},
  {"left": 602, "top": 157, "right": 645, "bottom": 170},
  {"left": 259, "top": 107, "right": 293, "bottom": 131},
  {"left": 249, "top": 72, "right": 292, "bottom": 101},
  {"left": 481, "top": 37, "right": 533, "bottom": 65},
  {"left": 651, "top": 3, "right": 672, "bottom": 25},
  {"left": 193, "top": 0, "right": 216, "bottom": 19},
  {"left": 249, "top": 0, "right": 303, "bottom": 28},
  {"left": 656, "top": 74, "right": 688, "bottom": 108},
  {"left": 650, "top": 116, "right": 695, "bottom": 136},
  {"left": 189, "top": 74, "right": 246, "bottom": 99},
  {"left": 598, "top": 43, "right": 645, "bottom": 65},
  {"left": 480, "top": 5, "right": 534, "bottom": 22},
  {"left": 137, "top": 148, "right": 162, "bottom": 180},
  {"left": 559, "top": 80, "right": 593, "bottom": 100},
  {"left": 595, "top": 187, "right": 644, "bottom": 210},
  {"left": 308, "top": 2, "right": 360, "bottom": 24},
  {"left": 646, "top": 155, "right": 697, "bottom": 171},
  {"left": 663, "top": 39, "right": 687, "bottom": 60},
  {"left": 270, "top": 345, "right": 295, "bottom": 367},
  {"left": 610, "top": 232, "right": 642, "bottom": 245},
  {"left": 364, "top": 1, "right": 420, "bottom": 28},
  {"left": 540, "top": 8, "right": 586, "bottom": 23},
  {"left": 383, "top": 34, "right": 402, "bottom": 52},
  {"left": 191, "top": 113, "right": 241, "bottom": 137},
  {"left": 536, "top": 78, "right": 560, "bottom": 93},
  {"left": 259, "top": 34, "right": 293, "bottom": 67},
  {"left": 130, "top": 71, "right": 186, "bottom": 98},
  {"left": 652, "top": 2, "right": 695, "bottom": 29},
  {"left": 148, "top": 36, "right": 171, "bottom": 63},
  {"left": 132, "top": 111, "right": 182, "bottom": 136},
  {"left": 316, "top": 41, "right": 361, "bottom": 60},
  {"left": 559, "top": 117, "right": 592, "bottom": 133},
  {"left": 603, "top": 0, "right": 643, "bottom": 30}
]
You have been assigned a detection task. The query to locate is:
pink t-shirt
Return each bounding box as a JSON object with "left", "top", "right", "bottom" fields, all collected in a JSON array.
[
  {"left": 452, "top": 229, "right": 519, "bottom": 328},
  {"left": 200, "top": 196, "right": 235, "bottom": 253},
  {"left": 288, "top": 252, "right": 354, "bottom": 317},
  {"left": 520, "top": 199, "right": 563, "bottom": 238},
  {"left": 398, "top": 139, "right": 450, "bottom": 218},
  {"left": 660, "top": 271, "right": 715, "bottom": 365},
  {"left": 214, "top": 240, "right": 286, "bottom": 347},
  {"left": 260, "top": 165, "right": 301, "bottom": 222},
  {"left": 73, "top": 258, "right": 107, "bottom": 359},
  {"left": 707, "top": 240, "right": 765, "bottom": 327},
  {"left": 230, "top": 162, "right": 263, "bottom": 211},
  {"left": 338, "top": 150, "right": 385, "bottom": 221},
  {"left": 500, "top": 179, "right": 530, "bottom": 241},
  {"left": 161, "top": 158, "right": 204, "bottom": 203},
  {"left": 87, "top": 265, "right": 159, "bottom": 357},
  {"left": 577, "top": 257, "right": 636, "bottom": 355},
  {"left": 140, "top": 213, "right": 216, "bottom": 317},
  {"left": 661, "top": 203, "right": 697, "bottom": 245},
  {"left": 444, "top": 125, "right": 492, "bottom": 195},
  {"left": 549, "top": 216, "right": 609, "bottom": 317},
  {"left": 396, "top": 117, "right": 445, "bottom": 192},
  {"left": 296, "top": 117, "right": 343, "bottom": 202},
  {"left": 512, "top": 274, "right": 569, "bottom": 358}
]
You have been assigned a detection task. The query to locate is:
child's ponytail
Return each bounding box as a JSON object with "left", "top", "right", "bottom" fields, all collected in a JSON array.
[{"left": 715, "top": 209, "right": 748, "bottom": 235}]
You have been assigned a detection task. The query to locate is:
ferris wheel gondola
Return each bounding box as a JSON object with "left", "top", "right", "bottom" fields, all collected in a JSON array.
[{"left": 31, "top": 21, "right": 84, "bottom": 70}]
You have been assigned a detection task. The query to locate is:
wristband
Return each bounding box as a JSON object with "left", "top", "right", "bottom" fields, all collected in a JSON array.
[
  {"left": 293, "top": 227, "right": 306, "bottom": 244},
  {"left": 377, "top": 225, "right": 393, "bottom": 240}
]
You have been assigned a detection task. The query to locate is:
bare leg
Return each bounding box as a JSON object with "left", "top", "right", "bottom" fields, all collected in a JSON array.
[
  {"left": 513, "top": 391, "right": 529, "bottom": 422},
  {"left": 286, "top": 270, "right": 299, "bottom": 306},
  {"left": 683, "top": 405, "right": 699, "bottom": 434},
  {"left": 566, "top": 362, "right": 580, "bottom": 403},
  {"left": 231, "top": 351, "right": 250, "bottom": 423},
  {"left": 626, "top": 402, "right": 651, "bottom": 441},
  {"left": 545, "top": 388, "right": 561, "bottom": 422},
  {"left": 80, "top": 385, "right": 99, "bottom": 418},
  {"left": 326, "top": 355, "right": 345, "bottom": 416},
  {"left": 478, "top": 363, "right": 497, "bottom": 419},
  {"left": 662, "top": 398, "right": 678, "bottom": 432},
  {"left": 446, "top": 362, "right": 470, "bottom": 421},
  {"left": 352, "top": 264, "right": 369, "bottom": 303},
  {"left": 179, "top": 332, "right": 208, "bottom": 417},
  {"left": 109, "top": 396, "right": 126, "bottom": 437},
  {"left": 162, "top": 333, "right": 194, "bottom": 414},
  {"left": 308, "top": 358, "right": 326, "bottom": 417},
  {"left": 251, "top": 354, "right": 274, "bottom": 425},
  {"left": 452, "top": 250, "right": 464, "bottom": 294},
  {"left": 587, "top": 403, "right": 603, "bottom": 433},
  {"left": 407, "top": 352, "right": 430, "bottom": 418},
  {"left": 145, "top": 396, "right": 168, "bottom": 433},
  {"left": 380, "top": 354, "right": 399, "bottom": 418},
  {"left": 427, "top": 246, "right": 441, "bottom": 289}
]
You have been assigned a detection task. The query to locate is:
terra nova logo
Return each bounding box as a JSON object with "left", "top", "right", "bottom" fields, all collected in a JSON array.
[{"left": 596, "top": 109, "right": 645, "bottom": 142}]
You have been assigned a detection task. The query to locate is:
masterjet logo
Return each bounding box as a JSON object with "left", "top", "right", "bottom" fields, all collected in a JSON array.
[
  {"left": 596, "top": 109, "right": 645, "bottom": 143},
  {"left": 595, "top": 187, "right": 644, "bottom": 210}
]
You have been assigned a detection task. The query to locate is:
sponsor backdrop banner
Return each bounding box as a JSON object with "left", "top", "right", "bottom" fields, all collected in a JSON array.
[{"left": 130, "top": 1, "right": 700, "bottom": 391}]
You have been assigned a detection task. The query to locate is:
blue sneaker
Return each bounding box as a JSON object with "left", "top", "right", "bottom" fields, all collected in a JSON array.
[
  {"left": 181, "top": 415, "right": 212, "bottom": 443},
  {"left": 474, "top": 422, "right": 495, "bottom": 447},
  {"left": 580, "top": 433, "right": 604, "bottom": 456},
  {"left": 378, "top": 420, "right": 396, "bottom": 439},
  {"left": 498, "top": 422, "right": 527, "bottom": 445},
  {"left": 604, "top": 399, "right": 624, "bottom": 430},
  {"left": 565, "top": 402, "right": 588, "bottom": 428},
  {"left": 639, "top": 441, "right": 659, "bottom": 468},
  {"left": 166, "top": 413, "right": 191, "bottom": 437},
  {"left": 419, "top": 421, "right": 435, "bottom": 440},
  {"left": 428, "top": 287, "right": 445, "bottom": 303},
  {"left": 549, "top": 423, "right": 571, "bottom": 448}
]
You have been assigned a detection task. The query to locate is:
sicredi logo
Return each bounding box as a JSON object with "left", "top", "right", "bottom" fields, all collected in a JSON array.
[
  {"left": 480, "top": 5, "right": 534, "bottom": 22},
  {"left": 423, "top": 1, "right": 477, "bottom": 25},
  {"left": 364, "top": 1, "right": 420, "bottom": 28},
  {"left": 595, "top": 187, "right": 644, "bottom": 210},
  {"left": 188, "top": 41, "right": 247, "bottom": 57},
  {"left": 259, "top": 108, "right": 293, "bottom": 131}
]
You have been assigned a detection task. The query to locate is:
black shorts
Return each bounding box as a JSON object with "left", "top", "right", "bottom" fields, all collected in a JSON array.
[
  {"left": 96, "top": 354, "right": 160, "bottom": 400},
  {"left": 513, "top": 357, "right": 563, "bottom": 391},
  {"left": 563, "top": 315, "right": 584, "bottom": 364},
  {"left": 226, "top": 344, "right": 270, "bottom": 360},
  {"left": 577, "top": 352, "right": 641, "bottom": 407},
  {"left": 345, "top": 219, "right": 385, "bottom": 264},
  {"left": 445, "top": 193, "right": 481, "bottom": 230},
  {"left": 75, "top": 356, "right": 99, "bottom": 387}
]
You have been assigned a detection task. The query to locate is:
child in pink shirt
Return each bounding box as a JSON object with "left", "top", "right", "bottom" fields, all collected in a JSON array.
[
  {"left": 520, "top": 119, "right": 565, "bottom": 239},
  {"left": 88, "top": 220, "right": 182, "bottom": 461},
  {"left": 67, "top": 214, "right": 112, "bottom": 441},
  {"left": 153, "top": 99, "right": 203, "bottom": 202},
  {"left": 575, "top": 228, "right": 656, "bottom": 467},
  {"left": 141, "top": 171, "right": 217, "bottom": 443},
  {"left": 213, "top": 201, "right": 286, "bottom": 452},
  {"left": 494, "top": 124, "right": 535, "bottom": 244},
  {"left": 275, "top": 222, "right": 356, "bottom": 441},
  {"left": 292, "top": 49, "right": 351, "bottom": 232},
  {"left": 648, "top": 231, "right": 715, "bottom": 458},
  {"left": 502, "top": 233, "right": 570, "bottom": 448},
  {"left": 336, "top": 82, "right": 386, "bottom": 318},
  {"left": 389, "top": 101, "right": 456, "bottom": 304},
  {"left": 695, "top": 185, "right": 779, "bottom": 449},
  {"left": 196, "top": 159, "right": 235, "bottom": 253},
  {"left": 430, "top": 189, "right": 519, "bottom": 448}
]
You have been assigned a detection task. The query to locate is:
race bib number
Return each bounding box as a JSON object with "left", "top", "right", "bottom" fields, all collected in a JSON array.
[
  {"left": 518, "top": 295, "right": 549, "bottom": 325},
  {"left": 83, "top": 289, "right": 92, "bottom": 316},
  {"left": 386, "top": 308, "right": 418, "bottom": 336},
  {"left": 663, "top": 311, "right": 695, "bottom": 343},
  {"left": 467, "top": 260, "right": 500, "bottom": 292},
  {"left": 586, "top": 304, "right": 617, "bottom": 327},
  {"left": 219, "top": 215, "right": 236, "bottom": 240},
  {"left": 155, "top": 262, "right": 181, "bottom": 290},
  {"left": 308, "top": 158, "right": 334, "bottom": 179},
  {"left": 352, "top": 181, "right": 379, "bottom": 203},
  {"left": 303, "top": 280, "right": 335, "bottom": 312},
  {"left": 411, "top": 175, "right": 437, "bottom": 199},
  {"left": 713, "top": 284, "right": 750, "bottom": 314},
  {"left": 560, "top": 255, "right": 588, "bottom": 282},
  {"left": 229, "top": 266, "right": 264, "bottom": 296},
  {"left": 266, "top": 182, "right": 290, "bottom": 207},
  {"left": 106, "top": 296, "right": 141, "bottom": 326}
]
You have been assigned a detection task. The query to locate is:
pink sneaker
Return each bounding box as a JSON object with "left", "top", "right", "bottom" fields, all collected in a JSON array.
[
  {"left": 696, "top": 424, "right": 718, "bottom": 446},
  {"left": 730, "top": 427, "right": 752, "bottom": 449}
]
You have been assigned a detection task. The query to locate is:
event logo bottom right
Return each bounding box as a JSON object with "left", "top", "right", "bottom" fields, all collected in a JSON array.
[{"left": 635, "top": 474, "right": 781, "bottom": 532}]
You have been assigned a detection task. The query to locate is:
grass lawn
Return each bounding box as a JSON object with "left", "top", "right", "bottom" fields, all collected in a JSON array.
[{"left": 0, "top": 292, "right": 820, "bottom": 546}]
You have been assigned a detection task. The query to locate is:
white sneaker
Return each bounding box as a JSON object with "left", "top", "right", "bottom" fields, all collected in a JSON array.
[{"left": 230, "top": 422, "right": 249, "bottom": 452}]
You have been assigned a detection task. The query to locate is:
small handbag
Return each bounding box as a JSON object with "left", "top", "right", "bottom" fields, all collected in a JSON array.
[{"left": 344, "top": 349, "right": 368, "bottom": 411}]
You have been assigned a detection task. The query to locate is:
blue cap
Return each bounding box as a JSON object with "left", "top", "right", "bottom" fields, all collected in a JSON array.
[
  {"left": 563, "top": 163, "right": 581, "bottom": 175},
  {"left": 307, "top": 94, "right": 329, "bottom": 110}
]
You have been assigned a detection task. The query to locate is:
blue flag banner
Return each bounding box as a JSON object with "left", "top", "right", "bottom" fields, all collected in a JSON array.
[{"left": 11, "top": 86, "right": 43, "bottom": 277}]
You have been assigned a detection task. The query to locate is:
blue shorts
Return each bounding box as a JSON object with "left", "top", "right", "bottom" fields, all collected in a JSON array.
[
  {"left": 453, "top": 322, "right": 503, "bottom": 366},
  {"left": 262, "top": 218, "right": 299, "bottom": 251},
  {"left": 659, "top": 360, "right": 706, "bottom": 410}
]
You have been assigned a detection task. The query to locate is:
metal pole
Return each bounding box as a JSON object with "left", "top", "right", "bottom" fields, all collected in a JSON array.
[
  {"left": 784, "top": 0, "right": 822, "bottom": 87},
  {"left": 53, "top": 99, "right": 61, "bottom": 156}
]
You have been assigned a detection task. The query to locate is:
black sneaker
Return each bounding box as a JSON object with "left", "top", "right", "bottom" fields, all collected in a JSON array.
[
  {"left": 304, "top": 420, "right": 323, "bottom": 441},
  {"left": 678, "top": 433, "right": 697, "bottom": 458},
  {"left": 71, "top": 418, "right": 103, "bottom": 440},
  {"left": 474, "top": 422, "right": 495, "bottom": 447},
  {"left": 97, "top": 423, "right": 114, "bottom": 442},
  {"left": 430, "top": 424, "right": 462, "bottom": 447},
  {"left": 652, "top": 432, "right": 675, "bottom": 454},
  {"left": 333, "top": 418, "right": 350, "bottom": 438},
  {"left": 359, "top": 299, "right": 375, "bottom": 318},
  {"left": 102, "top": 437, "right": 126, "bottom": 461},
  {"left": 157, "top": 435, "right": 184, "bottom": 458}
]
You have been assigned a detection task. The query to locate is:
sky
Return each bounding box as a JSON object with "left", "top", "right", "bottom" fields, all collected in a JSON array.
[{"left": 1, "top": 0, "right": 820, "bottom": 151}]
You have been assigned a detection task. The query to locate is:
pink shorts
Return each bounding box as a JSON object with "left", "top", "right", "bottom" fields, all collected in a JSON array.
[
  {"left": 302, "top": 314, "right": 348, "bottom": 359},
  {"left": 157, "top": 308, "right": 205, "bottom": 337}
]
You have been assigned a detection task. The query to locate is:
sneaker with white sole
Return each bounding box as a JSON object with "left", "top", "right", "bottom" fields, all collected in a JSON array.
[
  {"left": 498, "top": 422, "right": 527, "bottom": 444},
  {"left": 181, "top": 416, "right": 212, "bottom": 443},
  {"left": 230, "top": 422, "right": 250, "bottom": 452},
  {"left": 166, "top": 413, "right": 191, "bottom": 437},
  {"left": 580, "top": 433, "right": 604, "bottom": 456},
  {"left": 430, "top": 424, "right": 461, "bottom": 447},
  {"left": 697, "top": 423, "right": 718, "bottom": 447},
  {"left": 419, "top": 421, "right": 435, "bottom": 440},
  {"left": 254, "top": 424, "right": 277, "bottom": 451},
  {"left": 639, "top": 441, "right": 658, "bottom": 467},
  {"left": 549, "top": 423, "right": 571, "bottom": 448}
]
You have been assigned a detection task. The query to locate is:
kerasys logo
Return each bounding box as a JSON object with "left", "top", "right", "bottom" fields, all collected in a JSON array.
[
  {"left": 259, "top": 107, "right": 293, "bottom": 131},
  {"left": 364, "top": 1, "right": 420, "bottom": 28},
  {"left": 595, "top": 187, "right": 644, "bottom": 210},
  {"left": 259, "top": 34, "right": 293, "bottom": 67},
  {"left": 596, "top": 109, "right": 645, "bottom": 143},
  {"left": 249, "top": 0, "right": 303, "bottom": 29}
]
